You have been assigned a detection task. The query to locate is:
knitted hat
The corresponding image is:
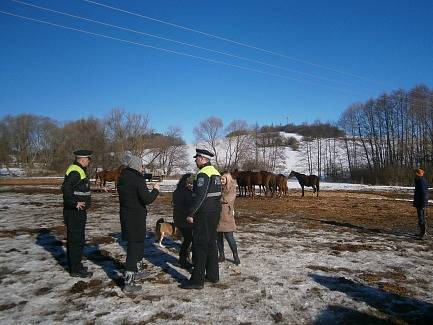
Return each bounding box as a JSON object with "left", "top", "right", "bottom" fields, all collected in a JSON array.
[{"left": 121, "top": 152, "right": 143, "bottom": 172}]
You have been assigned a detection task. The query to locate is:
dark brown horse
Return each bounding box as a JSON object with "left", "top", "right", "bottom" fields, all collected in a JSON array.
[
  {"left": 232, "top": 170, "right": 251, "bottom": 197},
  {"left": 96, "top": 165, "right": 126, "bottom": 191},
  {"left": 288, "top": 170, "right": 320, "bottom": 197},
  {"left": 250, "top": 171, "right": 263, "bottom": 196}
]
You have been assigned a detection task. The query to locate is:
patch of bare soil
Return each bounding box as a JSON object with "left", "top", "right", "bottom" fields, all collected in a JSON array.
[
  {"left": 0, "top": 178, "right": 62, "bottom": 186},
  {"left": 234, "top": 190, "right": 418, "bottom": 233}
]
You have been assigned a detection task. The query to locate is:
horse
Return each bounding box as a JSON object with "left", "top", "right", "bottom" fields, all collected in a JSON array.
[
  {"left": 250, "top": 171, "right": 263, "bottom": 196},
  {"left": 288, "top": 170, "right": 320, "bottom": 197},
  {"left": 97, "top": 165, "right": 126, "bottom": 192},
  {"left": 276, "top": 174, "right": 288, "bottom": 197},
  {"left": 232, "top": 170, "right": 251, "bottom": 197},
  {"left": 260, "top": 171, "right": 277, "bottom": 197}
]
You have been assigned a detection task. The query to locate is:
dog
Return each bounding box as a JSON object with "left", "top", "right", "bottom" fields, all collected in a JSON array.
[{"left": 155, "top": 218, "right": 181, "bottom": 247}]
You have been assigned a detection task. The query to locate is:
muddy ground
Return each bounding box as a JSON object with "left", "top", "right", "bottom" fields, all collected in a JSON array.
[{"left": 0, "top": 181, "right": 432, "bottom": 324}]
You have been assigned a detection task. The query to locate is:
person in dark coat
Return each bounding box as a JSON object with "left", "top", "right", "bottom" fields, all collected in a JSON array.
[
  {"left": 117, "top": 154, "right": 159, "bottom": 292},
  {"left": 62, "top": 149, "right": 93, "bottom": 278},
  {"left": 172, "top": 173, "right": 194, "bottom": 269},
  {"left": 181, "top": 148, "right": 222, "bottom": 290},
  {"left": 413, "top": 168, "right": 429, "bottom": 238}
]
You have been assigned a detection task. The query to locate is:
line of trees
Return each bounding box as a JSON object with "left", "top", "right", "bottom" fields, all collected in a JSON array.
[
  {"left": 0, "top": 108, "right": 188, "bottom": 176},
  {"left": 2, "top": 83, "right": 431, "bottom": 184},
  {"left": 339, "top": 84, "right": 433, "bottom": 184},
  {"left": 0, "top": 109, "right": 300, "bottom": 177}
]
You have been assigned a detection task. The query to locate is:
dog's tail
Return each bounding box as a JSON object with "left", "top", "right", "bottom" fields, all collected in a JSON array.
[{"left": 155, "top": 218, "right": 165, "bottom": 242}]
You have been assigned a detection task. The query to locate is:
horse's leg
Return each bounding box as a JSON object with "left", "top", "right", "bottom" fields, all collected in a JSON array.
[
  {"left": 317, "top": 182, "right": 319, "bottom": 197},
  {"left": 301, "top": 185, "right": 304, "bottom": 197}
]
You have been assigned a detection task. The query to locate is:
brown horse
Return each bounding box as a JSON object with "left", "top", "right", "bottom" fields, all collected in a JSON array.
[
  {"left": 232, "top": 170, "right": 251, "bottom": 197},
  {"left": 276, "top": 174, "right": 288, "bottom": 197},
  {"left": 250, "top": 171, "right": 263, "bottom": 196},
  {"left": 96, "top": 165, "right": 125, "bottom": 191},
  {"left": 288, "top": 170, "right": 319, "bottom": 197},
  {"left": 260, "top": 171, "right": 277, "bottom": 197}
]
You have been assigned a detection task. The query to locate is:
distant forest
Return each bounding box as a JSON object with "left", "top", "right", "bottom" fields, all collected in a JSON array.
[{"left": 1, "top": 84, "right": 432, "bottom": 185}]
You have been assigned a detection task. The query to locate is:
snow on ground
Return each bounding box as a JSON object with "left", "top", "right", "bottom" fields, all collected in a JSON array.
[{"left": 1, "top": 182, "right": 433, "bottom": 324}]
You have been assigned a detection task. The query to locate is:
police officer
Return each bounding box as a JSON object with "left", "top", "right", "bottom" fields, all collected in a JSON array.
[
  {"left": 62, "top": 149, "right": 93, "bottom": 278},
  {"left": 181, "top": 149, "right": 222, "bottom": 289}
]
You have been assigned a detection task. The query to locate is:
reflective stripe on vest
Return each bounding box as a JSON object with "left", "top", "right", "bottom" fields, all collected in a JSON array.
[
  {"left": 206, "top": 192, "right": 222, "bottom": 197},
  {"left": 73, "top": 191, "right": 91, "bottom": 196},
  {"left": 65, "top": 164, "right": 86, "bottom": 180}
]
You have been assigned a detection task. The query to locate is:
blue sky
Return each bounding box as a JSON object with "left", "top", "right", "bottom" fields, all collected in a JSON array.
[{"left": 1, "top": 0, "right": 432, "bottom": 142}]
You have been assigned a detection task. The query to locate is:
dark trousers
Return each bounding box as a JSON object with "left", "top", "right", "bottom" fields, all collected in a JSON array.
[
  {"left": 63, "top": 209, "right": 87, "bottom": 273},
  {"left": 125, "top": 241, "right": 144, "bottom": 272},
  {"left": 217, "top": 231, "right": 238, "bottom": 257},
  {"left": 179, "top": 227, "right": 193, "bottom": 262},
  {"left": 417, "top": 207, "right": 426, "bottom": 226},
  {"left": 190, "top": 211, "right": 219, "bottom": 285}
]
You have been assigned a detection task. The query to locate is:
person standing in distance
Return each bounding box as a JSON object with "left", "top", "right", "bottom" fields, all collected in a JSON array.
[
  {"left": 62, "top": 149, "right": 93, "bottom": 278},
  {"left": 117, "top": 154, "right": 160, "bottom": 293},
  {"left": 413, "top": 168, "right": 429, "bottom": 239},
  {"left": 181, "top": 149, "right": 222, "bottom": 290}
]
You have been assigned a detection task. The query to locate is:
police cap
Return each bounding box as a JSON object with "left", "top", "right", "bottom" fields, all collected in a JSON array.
[
  {"left": 74, "top": 149, "right": 93, "bottom": 158},
  {"left": 193, "top": 148, "right": 214, "bottom": 159}
]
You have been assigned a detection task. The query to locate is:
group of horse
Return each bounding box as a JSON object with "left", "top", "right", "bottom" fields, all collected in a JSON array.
[
  {"left": 92, "top": 165, "right": 320, "bottom": 198},
  {"left": 231, "top": 170, "right": 320, "bottom": 198}
]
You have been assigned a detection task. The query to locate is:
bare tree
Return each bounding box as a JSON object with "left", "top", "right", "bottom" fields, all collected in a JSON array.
[
  {"left": 222, "top": 120, "right": 253, "bottom": 170},
  {"left": 104, "top": 108, "right": 151, "bottom": 156},
  {"left": 1, "top": 114, "right": 59, "bottom": 174},
  {"left": 52, "top": 117, "right": 107, "bottom": 172},
  {"left": 144, "top": 126, "right": 189, "bottom": 175},
  {"left": 193, "top": 116, "right": 223, "bottom": 167}
]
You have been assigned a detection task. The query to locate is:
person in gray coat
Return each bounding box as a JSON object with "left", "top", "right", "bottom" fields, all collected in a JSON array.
[{"left": 117, "top": 154, "right": 159, "bottom": 292}]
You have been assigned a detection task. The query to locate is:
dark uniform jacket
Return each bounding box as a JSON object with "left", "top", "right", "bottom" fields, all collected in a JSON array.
[
  {"left": 173, "top": 186, "right": 193, "bottom": 228},
  {"left": 413, "top": 176, "right": 429, "bottom": 208},
  {"left": 117, "top": 167, "right": 159, "bottom": 241},
  {"left": 191, "top": 163, "right": 222, "bottom": 217},
  {"left": 62, "top": 162, "right": 91, "bottom": 210}
]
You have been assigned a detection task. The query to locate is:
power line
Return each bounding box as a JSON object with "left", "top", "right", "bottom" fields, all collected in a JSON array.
[
  {"left": 82, "top": 0, "right": 385, "bottom": 85},
  {"left": 0, "top": 10, "right": 360, "bottom": 94},
  {"left": 11, "top": 0, "right": 359, "bottom": 88}
]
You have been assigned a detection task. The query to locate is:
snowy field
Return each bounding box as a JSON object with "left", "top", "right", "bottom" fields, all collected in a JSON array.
[{"left": 1, "top": 181, "right": 433, "bottom": 324}]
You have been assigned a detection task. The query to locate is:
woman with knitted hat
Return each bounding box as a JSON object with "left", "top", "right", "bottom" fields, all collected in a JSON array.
[
  {"left": 413, "top": 168, "right": 429, "bottom": 239},
  {"left": 117, "top": 153, "right": 160, "bottom": 292}
]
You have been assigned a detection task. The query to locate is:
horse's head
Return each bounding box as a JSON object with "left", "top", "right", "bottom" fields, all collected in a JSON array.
[{"left": 288, "top": 171, "right": 295, "bottom": 178}]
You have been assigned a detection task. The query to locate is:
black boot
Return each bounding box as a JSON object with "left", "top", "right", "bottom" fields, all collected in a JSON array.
[
  {"left": 123, "top": 271, "right": 142, "bottom": 293},
  {"left": 419, "top": 223, "right": 427, "bottom": 239},
  {"left": 218, "top": 252, "right": 225, "bottom": 263},
  {"left": 180, "top": 281, "right": 204, "bottom": 290},
  {"left": 70, "top": 266, "right": 92, "bottom": 278},
  {"left": 233, "top": 252, "right": 241, "bottom": 265}
]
